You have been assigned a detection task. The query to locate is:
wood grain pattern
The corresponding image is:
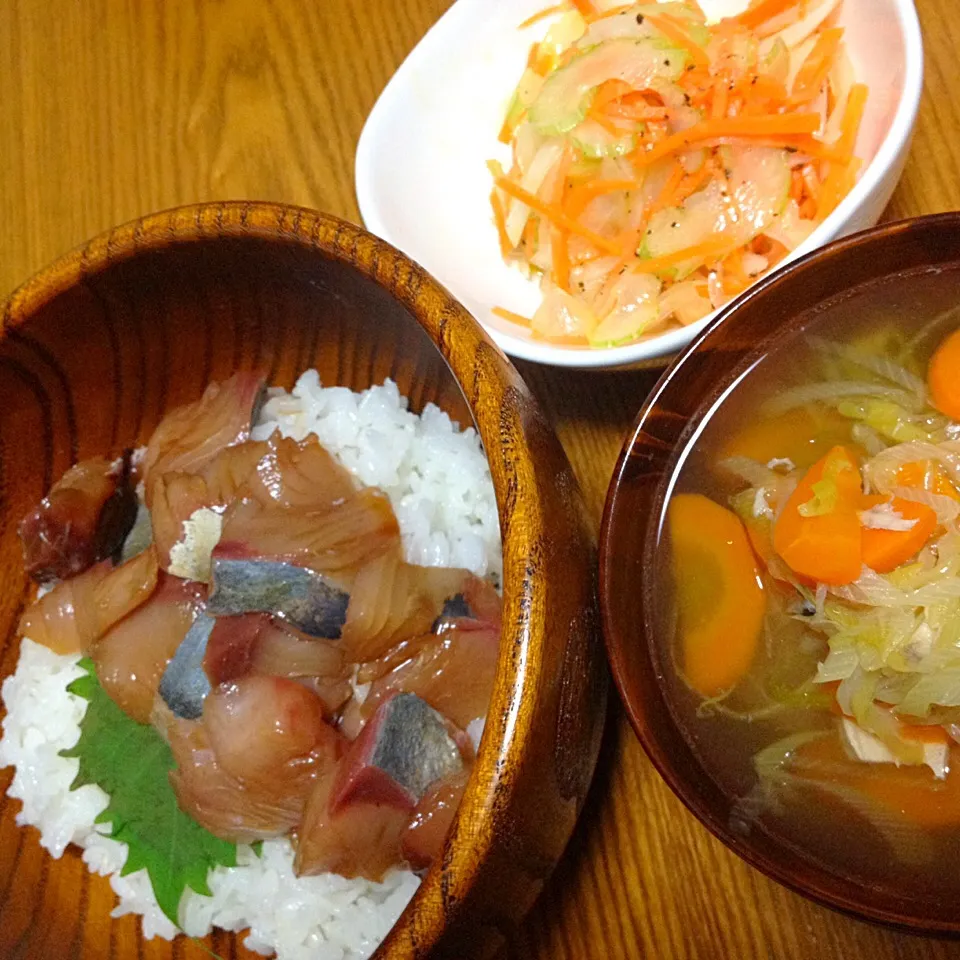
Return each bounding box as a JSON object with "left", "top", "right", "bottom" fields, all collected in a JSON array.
[
  {"left": 0, "top": 203, "right": 605, "bottom": 960},
  {"left": 2, "top": 1, "right": 960, "bottom": 958}
]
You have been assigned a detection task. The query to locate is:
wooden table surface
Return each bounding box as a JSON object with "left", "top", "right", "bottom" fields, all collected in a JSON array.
[{"left": 3, "top": 1, "right": 960, "bottom": 958}]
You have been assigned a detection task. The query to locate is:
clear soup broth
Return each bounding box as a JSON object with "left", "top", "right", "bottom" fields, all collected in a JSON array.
[{"left": 655, "top": 268, "right": 960, "bottom": 897}]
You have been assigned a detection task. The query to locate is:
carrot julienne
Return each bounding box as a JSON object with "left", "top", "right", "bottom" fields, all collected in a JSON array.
[
  {"left": 495, "top": 177, "right": 624, "bottom": 255},
  {"left": 790, "top": 27, "right": 845, "bottom": 104},
  {"left": 632, "top": 113, "right": 822, "bottom": 167},
  {"left": 490, "top": 191, "right": 513, "bottom": 258},
  {"left": 492, "top": 306, "right": 534, "bottom": 327},
  {"left": 518, "top": 4, "right": 566, "bottom": 29},
  {"left": 732, "top": 0, "right": 803, "bottom": 31},
  {"left": 643, "top": 13, "right": 711, "bottom": 70}
]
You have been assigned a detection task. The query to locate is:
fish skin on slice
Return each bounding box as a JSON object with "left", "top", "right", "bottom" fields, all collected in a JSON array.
[
  {"left": 92, "top": 572, "right": 206, "bottom": 724},
  {"left": 295, "top": 693, "right": 465, "bottom": 881},
  {"left": 158, "top": 612, "right": 216, "bottom": 720}
]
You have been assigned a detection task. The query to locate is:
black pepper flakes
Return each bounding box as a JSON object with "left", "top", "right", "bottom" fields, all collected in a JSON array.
[
  {"left": 671, "top": 221, "right": 679, "bottom": 228},
  {"left": 636, "top": 13, "right": 644, "bottom": 23}
]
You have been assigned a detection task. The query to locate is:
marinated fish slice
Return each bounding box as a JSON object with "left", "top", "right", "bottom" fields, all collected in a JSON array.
[
  {"left": 400, "top": 769, "right": 470, "bottom": 871},
  {"left": 430, "top": 574, "right": 502, "bottom": 637},
  {"left": 245, "top": 432, "right": 358, "bottom": 510},
  {"left": 92, "top": 574, "right": 206, "bottom": 723},
  {"left": 159, "top": 612, "right": 216, "bottom": 719},
  {"left": 142, "top": 371, "right": 266, "bottom": 500},
  {"left": 294, "top": 769, "right": 410, "bottom": 881},
  {"left": 214, "top": 488, "right": 401, "bottom": 575},
  {"left": 248, "top": 620, "right": 351, "bottom": 716},
  {"left": 351, "top": 621, "right": 500, "bottom": 732},
  {"left": 203, "top": 613, "right": 349, "bottom": 715},
  {"left": 331, "top": 693, "right": 464, "bottom": 812},
  {"left": 203, "top": 614, "right": 264, "bottom": 686},
  {"left": 202, "top": 675, "right": 341, "bottom": 785},
  {"left": 340, "top": 552, "right": 470, "bottom": 663},
  {"left": 165, "top": 713, "right": 316, "bottom": 844},
  {"left": 20, "top": 453, "right": 137, "bottom": 582},
  {"left": 149, "top": 441, "right": 269, "bottom": 567},
  {"left": 207, "top": 558, "right": 351, "bottom": 638},
  {"left": 296, "top": 693, "right": 464, "bottom": 881},
  {"left": 18, "top": 548, "right": 160, "bottom": 654}
]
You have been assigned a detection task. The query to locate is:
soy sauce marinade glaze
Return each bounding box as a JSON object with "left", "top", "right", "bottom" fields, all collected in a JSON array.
[{"left": 653, "top": 270, "right": 960, "bottom": 895}]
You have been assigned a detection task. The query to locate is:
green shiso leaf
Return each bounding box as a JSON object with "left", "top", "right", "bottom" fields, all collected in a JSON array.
[{"left": 60, "top": 658, "right": 237, "bottom": 926}]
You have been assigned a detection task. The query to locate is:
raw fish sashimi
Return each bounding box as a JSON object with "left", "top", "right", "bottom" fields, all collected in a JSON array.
[
  {"left": 244, "top": 432, "right": 358, "bottom": 510},
  {"left": 92, "top": 573, "right": 205, "bottom": 724},
  {"left": 150, "top": 441, "right": 268, "bottom": 567},
  {"left": 20, "top": 453, "right": 138, "bottom": 582},
  {"left": 296, "top": 694, "right": 463, "bottom": 880},
  {"left": 213, "top": 489, "right": 401, "bottom": 575},
  {"left": 142, "top": 371, "right": 266, "bottom": 500},
  {"left": 349, "top": 577, "right": 502, "bottom": 732},
  {"left": 206, "top": 490, "right": 402, "bottom": 636},
  {"left": 339, "top": 551, "right": 470, "bottom": 663},
  {"left": 164, "top": 713, "right": 318, "bottom": 844},
  {"left": 18, "top": 548, "right": 159, "bottom": 654},
  {"left": 203, "top": 613, "right": 351, "bottom": 715},
  {"left": 158, "top": 613, "right": 216, "bottom": 720},
  {"left": 401, "top": 769, "right": 470, "bottom": 871},
  {"left": 202, "top": 675, "right": 341, "bottom": 784},
  {"left": 346, "top": 623, "right": 499, "bottom": 735}
]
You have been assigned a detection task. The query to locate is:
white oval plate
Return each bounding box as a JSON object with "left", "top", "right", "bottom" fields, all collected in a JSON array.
[{"left": 356, "top": 0, "right": 923, "bottom": 370}]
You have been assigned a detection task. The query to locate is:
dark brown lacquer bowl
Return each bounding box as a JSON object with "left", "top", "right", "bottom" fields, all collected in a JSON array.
[
  {"left": 0, "top": 202, "right": 607, "bottom": 960},
  {"left": 600, "top": 212, "right": 960, "bottom": 935}
]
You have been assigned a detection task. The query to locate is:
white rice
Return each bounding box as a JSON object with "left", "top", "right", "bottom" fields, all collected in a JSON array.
[{"left": 0, "top": 372, "right": 501, "bottom": 959}]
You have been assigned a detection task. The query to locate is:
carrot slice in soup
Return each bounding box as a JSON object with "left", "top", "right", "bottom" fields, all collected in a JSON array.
[
  {"left": 794, "top": 735, "right": 960, "bottom": 829},
  {"left": 773, "top": 446, "right": 863, "bottom": 586},
  {"left": 928, "top": 329, "right": 960, "bottom": 420},
  {"left": 861, "top": 497, "right": 938, "bottom": 574},
  {"left": 669, "top": 494, "right": 765, "bottom": 697},
  {"left": 720, "top": 407, "right": 851, "bottom": 471}
]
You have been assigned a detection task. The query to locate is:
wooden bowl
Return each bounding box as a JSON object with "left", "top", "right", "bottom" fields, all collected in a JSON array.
[
  {"left": 0, "top": 202, "right": 607, "bottom": 960},
  {"left": 599, "top": 212, "right": 960, "bottom": 934}
]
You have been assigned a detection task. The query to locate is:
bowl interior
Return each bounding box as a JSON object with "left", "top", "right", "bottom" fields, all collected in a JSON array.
[
  {"left": 600, "top": 213, "right": 960, "bottom": 932},
  {"left": 356, "top": 0, "right": 920, "bottom": 369}
]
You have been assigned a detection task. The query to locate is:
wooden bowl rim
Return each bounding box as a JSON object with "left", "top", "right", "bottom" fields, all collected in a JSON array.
[
  {"left": 599, "top": 210, "right": 960, "bottom": 935},
  {"left": 0, "top": 201, "right": 591, "bottom": 955}
]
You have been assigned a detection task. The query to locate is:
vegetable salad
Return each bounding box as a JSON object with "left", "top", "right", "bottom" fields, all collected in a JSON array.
[{"left": 490, "top": 0, "right": 867, "bottom": 347}]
